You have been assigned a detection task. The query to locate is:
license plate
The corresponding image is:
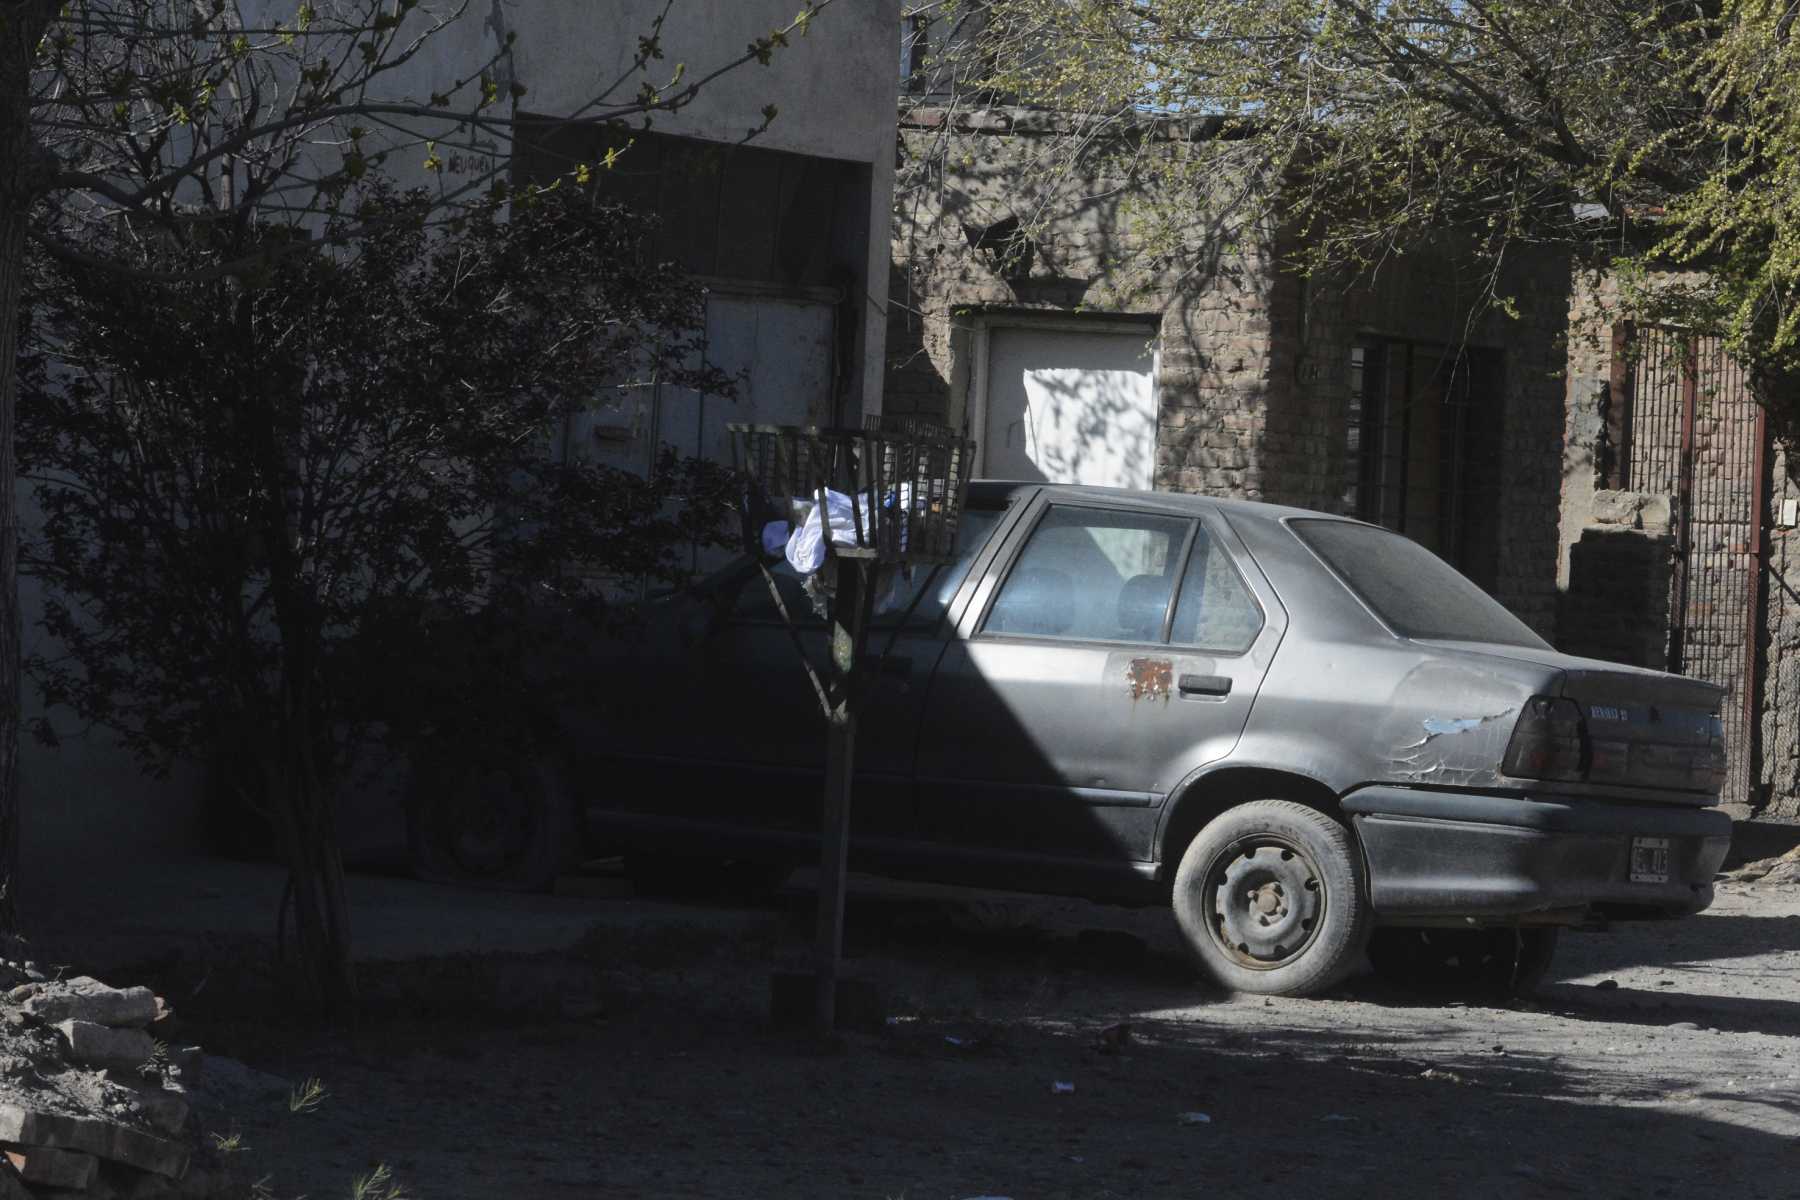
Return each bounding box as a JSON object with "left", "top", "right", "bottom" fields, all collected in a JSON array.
[{"left": 1631, "top": 836, "right": 1672, "bottom": 884}]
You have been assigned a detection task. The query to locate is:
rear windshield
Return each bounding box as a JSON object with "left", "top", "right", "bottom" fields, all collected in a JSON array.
[{"left": 1290, "top": 519, "right": 1548, "bottom": 648}]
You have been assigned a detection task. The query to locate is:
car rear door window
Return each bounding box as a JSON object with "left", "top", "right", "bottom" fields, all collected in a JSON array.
[
  {"left": 982, "top": 506, "right": 1191, "bottom": 642},
  {"left": 1169, "top": 526, "right": 1263, "bottom": 652}
]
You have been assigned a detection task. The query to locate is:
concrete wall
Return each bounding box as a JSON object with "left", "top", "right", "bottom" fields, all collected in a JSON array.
[
  {"left": 515, "top": 1, "right": 898, "bottom": 163},
  {"left": 341, "top": 0, "right": 899, "bottom": 424},
  {"left": 498, "top": 0, "right": 900, "bottom": 417},
  {"left": 16, "top": 519, "right": 203, "bottom": 879},
  {"left": 891, "top": 108, "right": 1569, "bottom": 637}
]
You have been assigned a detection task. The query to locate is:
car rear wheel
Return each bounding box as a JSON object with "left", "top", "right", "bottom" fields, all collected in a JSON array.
[
  {"left": 1367, "top": 926, "right": 1559, "bottom": 997},
  {"left": 406, "top": 754, "right": 576, "bottom": 892},
  {"left": 1172, "top": 800, "right": 1372, "bottom": 997}
]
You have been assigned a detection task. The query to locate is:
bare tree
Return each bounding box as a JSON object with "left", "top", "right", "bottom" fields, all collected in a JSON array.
[{"left": 0, "top": 0, "right": 832, "bottom": 946}]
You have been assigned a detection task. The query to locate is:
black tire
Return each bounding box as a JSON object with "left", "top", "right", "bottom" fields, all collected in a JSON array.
[
  {"left": 1171, "top": 800, "right": 1372, "bottom": 997},
  {"left": 1367, "top": 926, "right": 1559, "bottom": 998},
  {"left": 406, "top": 754, "right": 577, "bottom": 891}
]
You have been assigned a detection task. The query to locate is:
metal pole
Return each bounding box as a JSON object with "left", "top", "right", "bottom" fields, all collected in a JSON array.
[
  {"left": 1672, "top": 335, "right": 1698, "bottom": 674},
  {"left": 815, "top": 558, "right": 874, "bottom": 1037},
  {"left": 1746, "top": 392, "right": 1769, "bottom": 807}
]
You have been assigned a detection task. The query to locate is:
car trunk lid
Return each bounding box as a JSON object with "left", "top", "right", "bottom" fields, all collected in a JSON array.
[
  {"left": 1557, "top": 666, "right": 1725, "bottom": 797},
  {"left": 1416, "top": 641, "right": 1726, "bottom": 800}
]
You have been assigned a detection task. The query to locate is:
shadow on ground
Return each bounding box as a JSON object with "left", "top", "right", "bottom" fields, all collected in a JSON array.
[{"left": 200, "top": 960, "right": 1800, "bottom": 1200}]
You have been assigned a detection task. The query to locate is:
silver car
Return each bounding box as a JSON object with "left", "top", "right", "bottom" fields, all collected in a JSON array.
[{"left": 413, "top": 482, "right": 1731, "bottom": 997}]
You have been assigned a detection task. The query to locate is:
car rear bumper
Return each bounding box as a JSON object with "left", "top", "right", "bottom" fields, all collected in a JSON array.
[{"left": 1341, "top": 785, "right": 1731, "bottom": 920}]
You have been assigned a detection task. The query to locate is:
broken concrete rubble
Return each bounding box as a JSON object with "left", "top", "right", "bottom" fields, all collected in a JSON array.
[
  {"left": 120, "top": 1087, "right": 188, "bottom": 1139},
  {"left": 55, "top": 1023, "right": 156, "bottom": 1074},
  {"left": 18, "top": 981, "right": 157, "bottom": 1030},
  {"left": 6, "top": 1146, "right": 98, "bottom": 1190},
  {"left": 1723, "top": 843, "right": 1800, "bottom": 884},
  {"left": 0, "top": 960, "right": 245, "bottom": 1198},
  {"left": 0, "top": 1105, "right": 186, "bottom": 1179}
]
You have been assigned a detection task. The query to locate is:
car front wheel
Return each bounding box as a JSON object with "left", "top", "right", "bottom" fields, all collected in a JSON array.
[{"left": 1172, "top": 800, "right": 1372, "bottom": 997}]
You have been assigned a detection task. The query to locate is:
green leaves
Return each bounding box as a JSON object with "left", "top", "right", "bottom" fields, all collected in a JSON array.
[
  {"left": 940, "top": 0, "right": 1797, "bottom": 376},
  {"left": 748, "top": 28, "right": 791, "bottom": 66}
]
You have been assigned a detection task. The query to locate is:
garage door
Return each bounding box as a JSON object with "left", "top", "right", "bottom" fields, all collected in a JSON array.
[{"left": 983, "top": 325, "right": 1159, "bottom": 490}]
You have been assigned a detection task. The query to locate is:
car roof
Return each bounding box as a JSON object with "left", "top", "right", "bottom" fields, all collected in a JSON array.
[{"left": 966, "top": 480, "right": 1368, "bottom": 530}]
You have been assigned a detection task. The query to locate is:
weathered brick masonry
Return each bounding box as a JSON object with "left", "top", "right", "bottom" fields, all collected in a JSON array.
[
  {"left": 1762, "top": 462, "right": 1800, "bottom": 815},
  {"left": 1563, "top": 267, "right": 1800, "bottom": 815},
  {"left": 890, "top": 107, "right": 1569, "bottom": 638},
  {"left": 895, "top": 107, "right": 1800, "bottom": 815}
]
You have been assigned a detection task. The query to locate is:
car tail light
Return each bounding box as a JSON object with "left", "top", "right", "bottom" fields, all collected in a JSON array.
[
  {"left": 1503, "top": 696, "right": 1586, "bottom": 781},
  {"left": 1698, "top": 718, "right": 1727, "bottom": 792}
]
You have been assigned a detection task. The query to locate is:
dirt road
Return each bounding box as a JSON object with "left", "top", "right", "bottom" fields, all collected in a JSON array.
[{"left": 154, "top": 877, "right": 1800, "bottom": 1199}]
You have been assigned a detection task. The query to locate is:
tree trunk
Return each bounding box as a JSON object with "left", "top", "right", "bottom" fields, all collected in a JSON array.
[
  {"left": 0, "top": 1, "right": 61, "bottom": 935},
  {"left": 267, "top": 751, "right": 358, "bottom": 1022}
]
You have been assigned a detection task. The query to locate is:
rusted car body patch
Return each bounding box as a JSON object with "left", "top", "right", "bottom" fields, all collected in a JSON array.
[{"left": 1126, "top": 657, "right": 1174, "bottom": 702}]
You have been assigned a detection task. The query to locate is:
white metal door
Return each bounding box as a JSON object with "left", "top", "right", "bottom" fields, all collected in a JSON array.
[
  {"left": 687, "top": 293, "right": 835, "bottom": 462},
  {"left": 570, "top": 293, "right": 834, "bottom": 471},
  {"left": 983, "top": 326, "right": 1158, "bottom": 489}
]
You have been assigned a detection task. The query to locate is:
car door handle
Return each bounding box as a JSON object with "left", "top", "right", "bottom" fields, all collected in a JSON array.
[{"left": 1178, "top": 673, "right": 1231, "bottom": 697}]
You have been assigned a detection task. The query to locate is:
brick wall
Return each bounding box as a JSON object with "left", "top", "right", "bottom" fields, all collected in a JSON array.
[
  {"left": 1559, "top": 495, "right": 1676, "bottom": 669},
  {"left": 1295, "top": 251, "right": 1570, "bottom": 634},
  {"left": 1759, "top": 445, "right": 1800, "bottom": 816},
  {"left": 1562, "top": 266, "right": 1800, "bottom": 815},
  {"left": 891, "top": 105, "right": 1276, "bottom": 505},
  {"left": 892, "top": 107, "right": 1569, "bottom": 638}
]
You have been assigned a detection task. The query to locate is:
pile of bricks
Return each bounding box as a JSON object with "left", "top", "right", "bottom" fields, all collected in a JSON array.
[{"left": 0, "top": 972, "right": 219, "bottom": 1199}]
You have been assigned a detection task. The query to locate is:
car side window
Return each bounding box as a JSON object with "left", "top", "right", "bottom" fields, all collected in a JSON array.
[
  {"left": 1169, "top": 525, "right": 1264, "bottom": 652},
  {"left": 902, "top": 507, "right": 1002, "bottom": 626},
  {"left": 982, "top": 506, "right": 1191, "bottom": 642}
]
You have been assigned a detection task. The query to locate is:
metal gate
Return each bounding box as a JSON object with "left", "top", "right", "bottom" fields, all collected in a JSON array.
[{"left": 1617, "top": 325, "right": 1767, "bottom": 805}]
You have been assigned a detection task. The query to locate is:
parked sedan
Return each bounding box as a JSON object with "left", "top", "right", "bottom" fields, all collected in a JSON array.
[{"left": 408, "top": 483, "right": 1731, "bottom": 997}]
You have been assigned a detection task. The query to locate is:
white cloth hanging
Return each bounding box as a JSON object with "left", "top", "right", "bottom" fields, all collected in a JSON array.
[{"left": 761, "top": 485, "right": 913, "bottom": 575}]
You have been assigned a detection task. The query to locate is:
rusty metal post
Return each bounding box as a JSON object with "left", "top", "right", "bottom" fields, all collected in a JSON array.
[
  {"left": 815, "top": 557, "right": 874, "bottom": 1037},
  {"left": 1747, "top": 403, "right": 1770, "bottom": 806},
  {"left": 1671, "top": 336, "right": 1698, "bottom": 674}
]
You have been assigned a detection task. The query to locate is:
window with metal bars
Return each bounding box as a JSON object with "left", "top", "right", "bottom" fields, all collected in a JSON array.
[{"left": 1343, "top": 340, "right": 1505, "bottom": 592}]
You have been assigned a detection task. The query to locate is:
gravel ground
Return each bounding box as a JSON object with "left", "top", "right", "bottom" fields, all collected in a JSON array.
[{"left": 139, "top": 876, "right": 1800, "bottom": 1200}]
